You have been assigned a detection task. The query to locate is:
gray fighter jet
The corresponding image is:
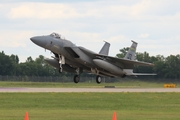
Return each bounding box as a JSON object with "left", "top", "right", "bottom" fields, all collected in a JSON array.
[{"left": 30, "top": 32, "right": 155, "bottom": 84}]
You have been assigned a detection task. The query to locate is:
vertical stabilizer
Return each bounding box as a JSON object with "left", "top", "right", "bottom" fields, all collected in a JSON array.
[
  {"left": 124, "top": 40, "right": 138, "bottom": 60},
  {"left": 99, "top": 41, "right": 110, "bottom": 55}
]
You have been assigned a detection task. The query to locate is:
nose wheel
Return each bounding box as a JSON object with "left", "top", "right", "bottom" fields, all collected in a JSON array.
[
  {"left": 59, "top": 67, "right": 63, "bottom": 73},
  {"left": 96, "top": 75, "right": 102, "bottom": 84},
  {"left": 74, "top": 75, "right": 80, "bottom": 83}
]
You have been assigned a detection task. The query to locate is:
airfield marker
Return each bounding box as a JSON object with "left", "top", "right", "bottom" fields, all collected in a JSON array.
[
  {"left": 24, "top": 112, "right": 29, "bottom": 120},
  {"left": 112, "top": 111, "right": 117, "bottom": 120}
]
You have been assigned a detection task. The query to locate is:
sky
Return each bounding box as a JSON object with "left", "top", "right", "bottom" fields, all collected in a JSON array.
[{"left": 0, "top": 0, "right": 180, "bottom": 62}]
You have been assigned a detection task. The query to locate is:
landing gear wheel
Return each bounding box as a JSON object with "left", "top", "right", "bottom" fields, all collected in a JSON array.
[
  {"left": 96, "top": 75, "right": 102, "bottom": 84},
  {"left": 121, "top": 74, "right": 126, "bottom": 78},
  {"left": 74, "top": 75, "right": 80, "bottom": 83}
]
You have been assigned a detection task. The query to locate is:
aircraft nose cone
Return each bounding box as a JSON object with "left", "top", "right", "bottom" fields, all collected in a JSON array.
[
  {"left": 30, "top": 36, "right": 47, "bottom": 48},
  {"left": 30, "top": 37, "right": 37, "bottom": 43}
]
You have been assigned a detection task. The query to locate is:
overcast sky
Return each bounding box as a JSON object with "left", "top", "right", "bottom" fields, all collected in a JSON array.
[{"left": 0, "top": 0, "right": 180, "bottom": 62}]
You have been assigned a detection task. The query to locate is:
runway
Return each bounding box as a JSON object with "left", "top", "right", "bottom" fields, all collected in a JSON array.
[{"left": 0, "top": 87, "right": 180, "bottom": 92}]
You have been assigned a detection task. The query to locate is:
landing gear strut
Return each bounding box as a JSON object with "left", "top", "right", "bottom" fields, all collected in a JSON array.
[
  {"left": 96, "top": 75, "right": 102, "bottom": 84},
  {"left": 58, "top": 55, "right": 65, "bottom": 73}
]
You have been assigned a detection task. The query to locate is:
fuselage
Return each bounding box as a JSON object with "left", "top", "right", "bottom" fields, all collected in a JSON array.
[
  {"left": 30, "top": 33, "right": 155, "bottom": 84},
  {"left": 30, "top": 33, "right": 125, "bottom": 77}
]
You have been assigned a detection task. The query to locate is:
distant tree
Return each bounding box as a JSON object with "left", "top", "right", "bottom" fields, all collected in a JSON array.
[
  {"left": 10, "top": 54, "right": 19, "bottom": 64},
  {"left": 136, "top": 52, "right": 156, "bottom": 72},
  {"left": 0, "top": 51, "right": 14, "bottom": 75},
  {"left": 35, "top": 55, "right": 45, "bottom": 66},
  {"left": 9, "top": 54, "right": 20, "bottom": 75},
  {"left": 116, "top": 47, "right": 129, "bottom": 58},
  {"left": 26, "top": 56, "right": 34, "bottom": 63},
  {"left": 163, "top": 55, "right": 180, "bottom": 79}
]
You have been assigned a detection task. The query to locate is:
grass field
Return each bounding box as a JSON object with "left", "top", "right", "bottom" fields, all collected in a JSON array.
[
  {"left": 0, "top": 92, "right": 180, "bottom": 120},
  {"left": 0, "top": 80, "right": 177, "bottom": 88}
]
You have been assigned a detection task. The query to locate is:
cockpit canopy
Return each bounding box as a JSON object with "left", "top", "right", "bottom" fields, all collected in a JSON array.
[{"left": 50, "top": 32, "right": 61, "bottom": 39}]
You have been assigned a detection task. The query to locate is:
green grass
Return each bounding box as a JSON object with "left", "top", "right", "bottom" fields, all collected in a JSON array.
[
  {"left": 0, "top": 80, "right": 176, "bottom": 88},
  {"left": 0, "top": 93, "right": 180, "bottom": 120}
]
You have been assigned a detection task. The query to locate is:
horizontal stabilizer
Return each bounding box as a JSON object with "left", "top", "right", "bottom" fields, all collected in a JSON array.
[
  {"left": 132, "top": 73, "right": 157, "bottom": 76},
  {"left": 124, "top": 69, "right": 157, "bottom": 77}
]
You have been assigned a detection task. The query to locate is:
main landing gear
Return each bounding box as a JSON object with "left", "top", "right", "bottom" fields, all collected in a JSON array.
[
  {"left": 73, "top": 75, "right": 80, "bottom": 83},
  {"left": 73, "top": 68, "right": 82, "bottom": 84},
  {"left": 91, "top": 68, "right": 102, "bottom": 84},
  {"left": 73, "top": 75, "right": 102, "bottom": 84},
  {"left": 74, "top": 75, "right": 102, "bottom": 84},
  {"left": 96, "top": 75, "right": 102, "bottom": 84}
]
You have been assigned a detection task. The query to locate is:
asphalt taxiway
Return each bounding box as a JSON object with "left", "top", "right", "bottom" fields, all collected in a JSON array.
[{"left": 0, "top": 88, "right": 180, "bottom": 92}]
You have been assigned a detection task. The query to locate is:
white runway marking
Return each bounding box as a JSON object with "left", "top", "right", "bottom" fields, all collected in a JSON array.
[{"left": 0, "top": 88, "right": 180, "bottom": 92}]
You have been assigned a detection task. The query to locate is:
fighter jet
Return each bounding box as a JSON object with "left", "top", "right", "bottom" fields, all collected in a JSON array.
[{"left": 30, "top": 32, "right": 155, "bottom": 84}]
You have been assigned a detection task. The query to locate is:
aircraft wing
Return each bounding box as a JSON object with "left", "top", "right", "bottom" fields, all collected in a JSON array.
[
  {"left": 95, "top": 54, "right": 154, "bottom": 69},
  {"left": 63, "top": 46, "right": 154, "bottom": 70}
]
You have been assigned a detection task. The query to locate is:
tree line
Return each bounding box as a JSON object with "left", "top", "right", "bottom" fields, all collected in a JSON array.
[
  {"left": 0, "top": 49, "right": 180, "bottom": 81},
  {"left": 0, "top": 51, "right": 60, "bottom": 76}
]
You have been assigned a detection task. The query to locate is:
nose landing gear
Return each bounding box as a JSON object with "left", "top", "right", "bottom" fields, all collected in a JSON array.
[{"left": 58, "top": 55, "right": 65, "bottom": 73}]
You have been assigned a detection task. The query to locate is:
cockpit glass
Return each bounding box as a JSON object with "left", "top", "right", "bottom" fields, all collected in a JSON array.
[{"left": 50, "top": 32, "right": 61, "bottom": 39}]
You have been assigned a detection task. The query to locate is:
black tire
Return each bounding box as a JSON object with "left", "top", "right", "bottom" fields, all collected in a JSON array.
[
  {"left": 74, "top": 75, "right": 80, "bottom": 83},
  {"left": 96, "top": 75, "right": 102, "bottom": 84},
  {"left": 59, "top": 68, "right": 62, "bottom": 73},
  {"left": 121, "top": 74, "right": 126, "bottom": 78}
]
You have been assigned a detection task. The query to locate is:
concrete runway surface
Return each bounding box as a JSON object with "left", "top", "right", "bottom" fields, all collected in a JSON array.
[{"left": 0, "top": 88, "right": 180, "bottom": 92}]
